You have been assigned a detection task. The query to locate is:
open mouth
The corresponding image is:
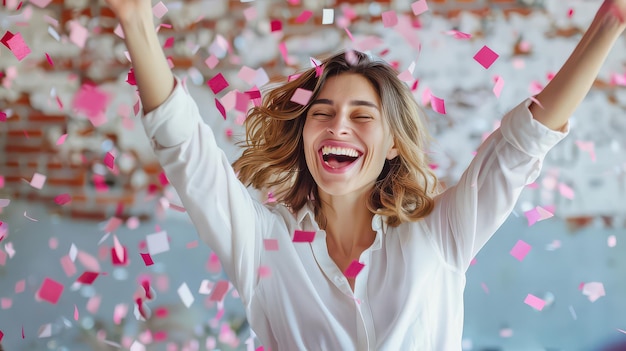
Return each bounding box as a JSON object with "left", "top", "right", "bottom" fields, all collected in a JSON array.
[{"left": 319, "top": 146, "right": 362, "bottom": 170}]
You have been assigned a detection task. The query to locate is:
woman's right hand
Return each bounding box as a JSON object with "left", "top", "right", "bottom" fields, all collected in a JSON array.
[{"left": 104, "top": 0, "right": 154, "bottom": 25}]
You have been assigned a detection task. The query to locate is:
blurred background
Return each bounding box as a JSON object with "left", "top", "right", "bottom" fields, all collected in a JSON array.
[{"left": 1, "top": 0, "right": 626, "bottom": 350}]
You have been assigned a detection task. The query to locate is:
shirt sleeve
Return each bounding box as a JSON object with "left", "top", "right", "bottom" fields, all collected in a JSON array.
[
  {"left": 423, "top": 98, "right": 568, "bottom": 272},
  {"left": 141, "top": 77, "right": 269, "bottom": 304}
]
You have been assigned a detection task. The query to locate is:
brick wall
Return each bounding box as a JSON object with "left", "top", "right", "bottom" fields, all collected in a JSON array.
[{"left": 0, "top": 0, "right": 607, "bottom": 223}]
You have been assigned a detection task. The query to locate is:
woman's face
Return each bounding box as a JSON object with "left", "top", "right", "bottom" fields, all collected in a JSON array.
[{"left": 303, "top": 73, "right": 398, "bottom": 199}]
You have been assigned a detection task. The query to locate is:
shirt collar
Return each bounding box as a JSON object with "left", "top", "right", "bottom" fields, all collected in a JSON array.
[{"left": 296, "top": 200, "right": 388, "bottom": 234}]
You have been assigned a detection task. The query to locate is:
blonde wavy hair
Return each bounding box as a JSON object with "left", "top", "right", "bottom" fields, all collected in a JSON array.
[{"left": 232, "top": 50, "right": 439, "bottom": 228}]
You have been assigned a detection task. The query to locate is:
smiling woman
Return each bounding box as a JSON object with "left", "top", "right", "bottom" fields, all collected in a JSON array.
[{"left": 105, "top": 0, "right": 626, "bottom": 349}]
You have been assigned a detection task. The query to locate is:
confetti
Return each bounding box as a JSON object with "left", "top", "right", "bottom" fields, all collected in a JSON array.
[
  {"left": 524, "top": 293, "right": 545, "bottom": 311},
  {"left": 344, "top": 260, "right": 365, "bottom": 278},
  {"left": 430, "top": 94, "right": 446, "bottom": 114},
  {"left": 263, "top": 238, "right": 279, "bottom": 251},
  {"left": 146, "top": 231, "right": 170, "bottom": 255},
  {"left": 474, "top": 45, "right": 499, "bottom": 69},
  {"left": 295, "top": 10, "right": 313, "bottom": 23},
  {"left": 152, "top": 1, "right": 168, "bottom": 18},
  {"left": 76, "top": 271, "right": 100, "bottom": 284},
  {"left": 510, "top": 240, "right": 531, "bottom": 261},
  {"left": 293, "top": 230, "right": 315, "bottom": 242},
  {"left": 493, "top": 75, "right": 505, "bottom": 97},
  {"left": 36, "top": 277, "right": 64, "bottom": 304},
  {"left": 30, "top": 172, "right": 47, "bottom": 189},
  {"left": 582, "top": 282, "right": 605, "bottom": 302},
  {"left": 178, "top": 282, "right": 194, "bottom": 308},
  {"left": 209, "top": 280, "right": 230, "bottom": 302},
  {"left": 322, "top": 9, "right": 334, "bottom": 25},
  {"left": 290, "top": 88, "right": 313, "bottom": 106},
  {"left": 207, "top": 73, "right": 229, "bottom": 94},
  {"left": 411, "top": 0, "right": 429, "bottom": 16},
  {"left": 381, "top": 10, "right": 398, "bottom": 28}
]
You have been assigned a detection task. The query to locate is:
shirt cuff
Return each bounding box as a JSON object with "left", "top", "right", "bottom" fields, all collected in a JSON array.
[
  {"left": 141, "top": 76, "right": 202, "bottom": 148},
  {"left": 500, "top": 98, "right": 569, "bottom": 157}
]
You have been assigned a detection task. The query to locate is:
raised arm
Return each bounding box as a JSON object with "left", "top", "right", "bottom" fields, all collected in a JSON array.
[
  {"left": 105, "top": 0, "right": 174, "bottom": 113},
  {"left": 531, "top": 0, "right": 626, "bottom": 130}
]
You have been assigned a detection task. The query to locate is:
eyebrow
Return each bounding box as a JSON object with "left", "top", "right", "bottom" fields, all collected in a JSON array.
[{"left": 310, "top": 98, "right": 379, "bottom": 110}]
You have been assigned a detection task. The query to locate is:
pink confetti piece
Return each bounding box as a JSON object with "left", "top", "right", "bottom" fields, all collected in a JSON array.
[
  {"left": 15, "top": 280, "right": 25, "bottom": 293},
  {"left": 237, "top": 65, "right": 257, "bottom": 85},
  {"left": 207, "top": 73, "right": 229, "bottom": 94},
  {"left": 567, "top": 8, "right": 574, "bottom": 18},
  {"left": 293, "top": 230, "right": 315, "bottom": 243},
  {"left": 54, "top": 193, "right": 72, "bottom": 206},
  {"left": 177, "top": 283, "right": 194, "bottom": 308},
  {"left": 74, "top": 305, "right": 79, "bottom": 320},
  {"left": 4, "top": 32, "right": 31, "bottom": 61},
  {"left": 30, "top": 172, "right": 46, "bottom": 189},
  {"left": 76, "top": 271, "right": 100, "bottom": 284},
  {"left": 381, "top": 10, "right": 398, "bottom": 28},
  {"left": 186, "top": 240, "right": 198, "bottom": 249},
  {"left": 114, "top": 303, "right": 129, "bottom": 324},
  {"left": 575, "top": 140, "right": 596, "bottom": 162},
  {"left": 104, "top": 217, "right": 123, "bottom": 234},
  {"left": 344, "top": 260, "right": 365, "bottom": 278},
  {"left": 152, "top": 1, "right": 168, "bottom": 19},
  {"left": 295, "top": 10, "right": 313, "bottom": 23},
  {"left": 270, "top": 19, "right": 282, "bottom": 32},
  {"left": 45, "top": 52, "right": 54, "bottom": 66},
  {"left": 209, "top": 280, "right": 230, "bottom": 302},
  {"left": 49, "top": 237, "right": 58, "bottom": 249},
  {"left": 411, "top": 0, "right": 429, "bottom": 16},
  {"left": 558, "top": 183, "right": 575, "bottom": 200},
  {"left": 524, "top": 293, "right": 545, "bottom": 311},
  {"left": 1, "top": 298, "right": 12, "bottom": 309},
  {"left": 493, "top": 75, "right": 505, "bottom": 98},
  {"left": 205, "top": 54, "right": 219, "bottom": 69},
  {"left": 77, "top": 250, "right": 101, "bottom": 272},
  {"left": 163, "top": 36, "right": 174, "bottom": 49},
  {"left": 111, "top": 246, "right": 128, "bottom": 266},
  {"left": 68, "top": 21, "right": 88, "bottom": 48},
  {"left": 445, "top": 29, "right": 471, "bottom": 40},
  {"left": 72, "top": 83, "right": 109, "bottom": 120},
  {"left": 290, "top": 88, "right": 313, "bottom": 105},
  {"left": 430, "top": 94, "right": 446, "bottom": 114},
  {"left": 481, "top": 282, "right": 489, "bottom": 294},
  {"left": 0, "top": 250, "right": 6, "bottom": 266},
  {"left": 215, "top": 98, "right": 226, "bottom": 119},
  {"left": 0, "top": 330, "right": 3, "bottom": 342},
  {"left": 510, "top": 240, "right": 531, "bottom": 261},
  {"left": 474, "top": 45, "right": 499, "bottom": 69},
  {"left": 140, "top": 253, "right": 154, "bottom": 266},
  {"left": 60, "top": 255, "right": 77, "bottom": 277},
  {"left": 259, "top": 266, "right": 271, "bottom": 278},
  {"left": 86, "top": 295, "right": 101, "bottom": 314},
  {"left": 263, "top": 239, "right": 279, "bottom": 251},
  {"left": 36, "top": 277, "right": 64, "bottom": 304},
  {"left": 55, "top": 133, "right": 67, "bottom": 145}
]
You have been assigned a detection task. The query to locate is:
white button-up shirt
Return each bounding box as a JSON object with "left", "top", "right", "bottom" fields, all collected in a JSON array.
[{"left": 141, "top": 78, "right": 568, "bottom": 350}]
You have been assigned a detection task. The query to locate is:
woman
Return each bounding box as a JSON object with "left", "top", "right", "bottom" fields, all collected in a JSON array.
[{"left": 106, "top": 0, "right": 625, "bottom": 349}]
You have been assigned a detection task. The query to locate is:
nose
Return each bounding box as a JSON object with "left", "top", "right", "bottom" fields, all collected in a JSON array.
[{"left": 326, "top": 112, "right": 350, "bottom": 135}]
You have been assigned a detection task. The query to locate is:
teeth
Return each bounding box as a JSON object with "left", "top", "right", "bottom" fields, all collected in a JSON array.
[{"left": 321, "top": 146, "right": 360, "bottom": 158}]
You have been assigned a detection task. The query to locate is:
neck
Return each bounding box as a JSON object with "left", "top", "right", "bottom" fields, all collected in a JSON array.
[{"left": 318, "top": 190, "right": 376, "bottom": 257}]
